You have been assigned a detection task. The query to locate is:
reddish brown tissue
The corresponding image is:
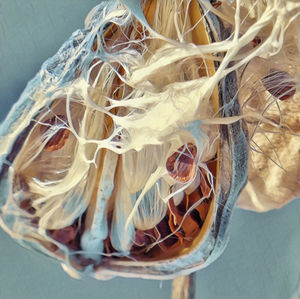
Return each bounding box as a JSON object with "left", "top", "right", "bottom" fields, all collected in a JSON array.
[
  {"left": 40, "top": 115, "right": 70, "bottom": 152},
  {"left": 262, "top": 70, "right": 296, "bottom": 101},
  {"left": 166, "top": 143, "right": 197, "bottom": 183}
]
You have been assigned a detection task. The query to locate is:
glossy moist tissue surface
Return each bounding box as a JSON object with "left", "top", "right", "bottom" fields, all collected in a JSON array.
[{"left": 0, "top": 0, "right": 299, "bottom": 280}]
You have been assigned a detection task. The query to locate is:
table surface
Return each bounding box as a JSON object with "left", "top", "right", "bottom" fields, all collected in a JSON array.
[{"left": 1, "top": 1, "right": 300, "bottom": 299}]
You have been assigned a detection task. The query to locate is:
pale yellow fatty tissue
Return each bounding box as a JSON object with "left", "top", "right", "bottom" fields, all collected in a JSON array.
[
  {"left": 238, "top": 56, "right": 300, "bottom": 211},
  {"left": 238, "top": 94, "right": 300, "bottom": 211}
]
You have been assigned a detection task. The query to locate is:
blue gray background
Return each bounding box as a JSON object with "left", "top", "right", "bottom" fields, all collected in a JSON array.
[{"left": 1, "top": 1, "right": 300, "bottom": 298}]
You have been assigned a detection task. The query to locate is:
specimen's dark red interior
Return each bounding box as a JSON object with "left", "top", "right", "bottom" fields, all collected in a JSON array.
[{"left": 16, "top": 0, "right": 219, "bottom": 267}]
